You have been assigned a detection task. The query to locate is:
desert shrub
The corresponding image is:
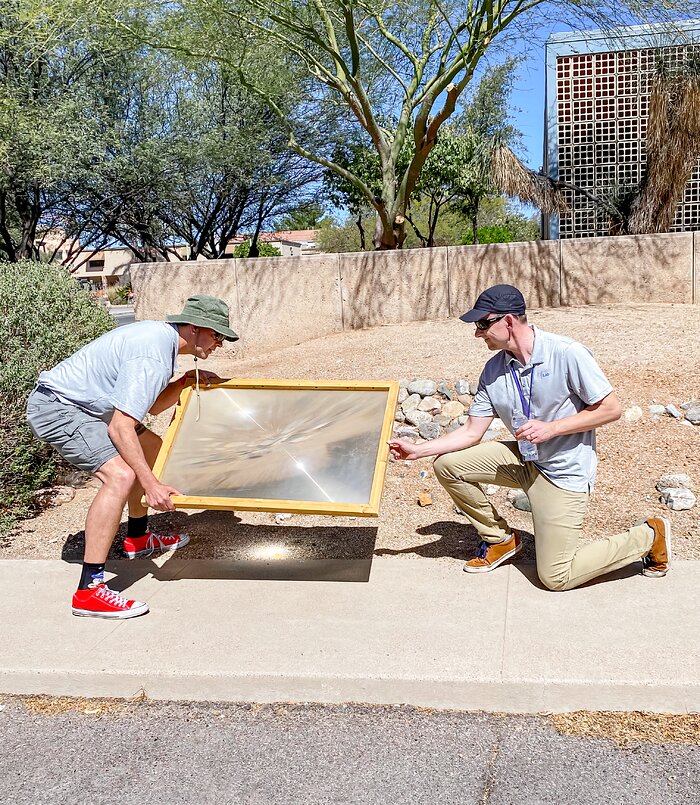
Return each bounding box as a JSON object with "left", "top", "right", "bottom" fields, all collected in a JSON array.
[
  {"left": 107, "top": 283, "right": 132, "bottom": 305},
  {"left": 0, "top": 261, "right": 114, "bottom": 535},
  {"left": 232, "top": 240, "right": 282, "bottom": 258}
]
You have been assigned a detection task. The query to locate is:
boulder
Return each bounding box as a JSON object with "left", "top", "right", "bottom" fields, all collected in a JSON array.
[
  {"left": 397, "top": 387, "right": 409, "bottom": 404},
  {"left": 624, "top": 405, "right": 643, "bottom": 422},
  {"left": 405, "top": 409, "right": 433, "bottom": 427},
  {"left": 401, "top": 393, "right": 421, "bottom": 414},
  {"left": 417, "top": 396, "right": 441, "bottom": 413},
  {"left": 408, "top": 379, "right": 437, "bottom": 397},
  {"left": 684, "top": 404, "right": 700, "bottom": 425},
  {"left": 436, "top": 381, "right": 453, "bottom": 400},
  {"left": 418, "top": 422, "right": 442, "bottom": 440},
  {"left": 442, "top": 400, "right": 465, "bottom": 419},
  {"left": 506, "top": 489, "right": 531, "bottom": 512},
  {"left": 660, "top": 488, "right": 696, "bottom": 511},
  {"left": 455, "top": 379, "right": 470, "bottom": 395},
  {"left": 656, "top": 473, "right": 692, "bottom": 491}
]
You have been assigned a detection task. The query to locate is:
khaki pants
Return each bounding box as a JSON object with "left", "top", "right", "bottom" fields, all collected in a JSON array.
[{"left": 433, "top": 441, "right": 654, "bottom": 591}]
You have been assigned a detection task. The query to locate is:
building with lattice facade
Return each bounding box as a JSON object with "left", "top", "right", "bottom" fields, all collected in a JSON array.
[{"left": 544, "top": 21, "right": 700, "bottom": 239}]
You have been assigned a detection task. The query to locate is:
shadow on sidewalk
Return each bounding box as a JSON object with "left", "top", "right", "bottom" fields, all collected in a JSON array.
[{"left": 61, "top": 511, "right": 379, "bottom": 587}]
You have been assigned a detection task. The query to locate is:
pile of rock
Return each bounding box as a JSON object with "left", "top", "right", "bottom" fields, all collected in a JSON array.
[
  {"left": 648, "top": 400, "right": 700, "bottom": 426},
  {"left": 393, "top": 378, "right": 509, "bottom": 442}
]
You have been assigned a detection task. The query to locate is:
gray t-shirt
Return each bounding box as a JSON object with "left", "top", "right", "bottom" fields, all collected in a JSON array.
[
  {"left": 38, "top": 321, "right": 179, "bottom": 423},
  {"left": 469, "top": 327, "right": 614, "bottom": 492}
]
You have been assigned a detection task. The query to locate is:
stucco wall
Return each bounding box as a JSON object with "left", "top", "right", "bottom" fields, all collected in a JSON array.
[{"left": 131, "top": 231, "right": 697, "bottom": 358}]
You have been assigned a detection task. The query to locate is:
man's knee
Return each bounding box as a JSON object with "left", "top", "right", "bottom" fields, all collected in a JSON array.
[
  {"left": 537, "top": 565, "right": 569, "bottom": 592},
  {"left": 98, "top": 458, "right": 136, "bottom": 495}
]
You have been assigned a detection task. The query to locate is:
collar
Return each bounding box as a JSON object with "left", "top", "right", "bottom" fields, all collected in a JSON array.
[{"left": 505, "top": 326, "right": 546, "bottom": 368}]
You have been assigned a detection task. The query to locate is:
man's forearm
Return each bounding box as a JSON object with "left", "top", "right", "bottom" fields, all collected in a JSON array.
[
  {"left": 410, "top": 422, "right": 491, "bottom": 459},
  {"left": 150, "top": 378, "right": 185, "bottom": 415}
]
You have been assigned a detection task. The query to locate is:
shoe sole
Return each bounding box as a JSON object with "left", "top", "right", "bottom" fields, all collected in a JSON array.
[
  {"left": 72, "top": 604, "right": 149, "bottom": 619},
  {"left": 124, "top": 535, "right": 190, "bottom": 559},
  {"left": 463, "top": 541, "right": 523, "bottom": 574},
  {"left": 642, "top": 516, "right": 671, "bottom": 578}
]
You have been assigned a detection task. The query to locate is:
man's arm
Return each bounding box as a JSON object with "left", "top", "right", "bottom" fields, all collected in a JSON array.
[
  {"left": 149, "top": 370, "right": 227, "bottom": 415},
  {"left": 516, "top": 392, "right": 621, "bottom": 445},
  {"left": 389, "top": 415, "right": 494, "bottom": 461},
  {"left": 107, "top": 410, "right": 181, "bottom": 510}
]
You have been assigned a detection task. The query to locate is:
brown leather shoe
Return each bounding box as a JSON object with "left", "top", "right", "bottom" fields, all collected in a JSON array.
[
  {"left": 642, "top": 516, "right": 671, "bottom": 577},
  {"left": 463, "top": 533, "right": 522, "bottom": 574}
]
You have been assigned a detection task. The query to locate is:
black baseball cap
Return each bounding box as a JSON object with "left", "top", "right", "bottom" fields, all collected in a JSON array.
[{"left": 459, "top": 284, "right": 526, "bottom": 322}]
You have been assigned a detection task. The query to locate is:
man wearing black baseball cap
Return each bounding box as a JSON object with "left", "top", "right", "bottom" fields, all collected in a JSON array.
[
  {"left": 389, "top": 284, "right": 671, "bottom": 591},
  {"left": 27, "top": 294, "right": 238, "bottom": 619}
]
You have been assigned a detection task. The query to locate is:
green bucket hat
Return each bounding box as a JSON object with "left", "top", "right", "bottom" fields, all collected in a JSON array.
[{"left": 166, "top": 294, "right": 239, "bottom": 342}]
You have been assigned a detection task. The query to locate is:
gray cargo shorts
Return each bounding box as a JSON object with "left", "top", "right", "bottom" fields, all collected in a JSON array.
[{"left": 26, "top": 385, "right": 119, "bottom": 474}]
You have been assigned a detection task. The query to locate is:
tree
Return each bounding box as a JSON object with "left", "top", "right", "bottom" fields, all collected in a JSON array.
[{"left": 160, "top": 0, "right": 673, "bottom": 250}]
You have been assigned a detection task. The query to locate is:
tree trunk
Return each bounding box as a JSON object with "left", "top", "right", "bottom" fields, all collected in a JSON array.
[{"left": 355, "top": 211, "right": 366, "bottom": 251}]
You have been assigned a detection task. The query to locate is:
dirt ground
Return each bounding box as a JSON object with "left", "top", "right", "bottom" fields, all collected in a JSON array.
[{"left": 4, "top": 302, "right": 700, "bottom": 566}]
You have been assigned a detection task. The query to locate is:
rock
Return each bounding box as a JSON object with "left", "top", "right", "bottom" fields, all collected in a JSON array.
[
  {"left": 506, "top": 489, "right": 531, "bottom": 512},
  {"left": 648, "top": 404, "right": 666, "bottom": 416},
  {"left": 418, "top": 491, "right": 433, "bottom": 507},
  {"left": 624, "top": 405, "right": 643, "bottom": 422},
  {"left": 408, "top": 379, "right": 437, "bottom": 397},
  {"left": 458, "top": 415, "right": 469, "bottom": 425},
  {"left": 455, "top": 379, "right": 470, "bottom": 395},
  {"left": 469, "top": 382, "right": 479, "bottom": 396},
  {"left": 394, "top": 409, "right": 406, "bottom": 422},
  {"left": 394, "top": 425, "right": 419, "bottom": 439},
  {"left": 419, "top": 470, "right": 429, "bottom": 480},
  {"left": 684, "top": 404, "right": 700, "bottom": 425},
  {"left": 457, "top": 394, "right": 471, "bottom": 406},
  {"left": 274, "top": 513, "right": 292, "bottom": 524},
  {"left": 446, "top": 422, "right": 461, "bottom": 433},
  {"left": 680, "top": 399, "right": 698, "bottom": 410},
  {"left": 483, "top": 484, "right": 500, "bottom": 495},
  {"left": 490, "top": 418, "right": 507, "bottom": 431},
  {"left": 481, "top": 429, "right": 501, "bottom": 442},
  {"left": 418, "top": 422, "right": 442, "bottom": 440},
  {"left": 656, "top": 473, "right": 692, "bottom": 491},
  {"left": 442, "top": 400, "right": 465, "bottom": 419},
  {"left": 436, "top": 381, "right": 453, "bottom": 400},
  {"left": 432, "top": 414, "right": 451, "bottom": 427},
  {"left": 33, "top": 486, "right": 76, "bottom": 507},
  {"left": 405, "top": 409, "right": 433, "bottom": 427},
  {"left": 660, "top": 488, "right": 697, "bottom": 511},
  {"left": 418, "top": 396, "right": 441, "bottom": 413},
  {"left": 55, "top": 470, "right": 91, "bottom": 488},
  {"left": 679, "top": 420, "right": 695, "bottom": 428},
  {"left": 401, "top": 393, "right": 421, "bottom": 413},
  {"left": 399, "top": 379, "right": 410, "bottom": 389},
  {"left": 666, "top": 404, "right": 682, "bottom": 419},
  {"left": 397, "top": 387, "right": 409, "bottom": 404}
]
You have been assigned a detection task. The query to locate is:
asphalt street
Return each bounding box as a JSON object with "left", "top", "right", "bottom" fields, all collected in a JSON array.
[
  {"left": 109, "top": 304, "right": 135, "bottom": 327},
  {"left": 1, "top": 699, "right": 697, "bottom": 804}
]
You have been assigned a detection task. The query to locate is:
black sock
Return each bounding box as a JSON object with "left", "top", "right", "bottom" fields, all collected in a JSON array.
[
  {"left": 79, "top": 562, "right": 105, "bottom": 590},
  {"left": 127, "top": 515, "right": 148, "bottom": 539}
]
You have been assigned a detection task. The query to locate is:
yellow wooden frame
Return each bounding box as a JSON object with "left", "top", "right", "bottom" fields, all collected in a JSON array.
[{"left": 152, "top": 378, "right": 399, "bottom": 517}]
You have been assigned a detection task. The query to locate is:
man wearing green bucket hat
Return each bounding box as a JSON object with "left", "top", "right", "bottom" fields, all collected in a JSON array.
[{"left": 26, "top": 294, "right": 238, "bottom": 619}]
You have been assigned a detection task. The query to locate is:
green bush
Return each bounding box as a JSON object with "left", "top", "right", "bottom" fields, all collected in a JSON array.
[
  {"left": 107, "top": 283, "right": 132, "bottom": 305},
  {"left": 233, "top": 240, "right": 282, "bottom": 258},
  {"left": 0, "top": 261, "right": 114, "bottom": 535}
]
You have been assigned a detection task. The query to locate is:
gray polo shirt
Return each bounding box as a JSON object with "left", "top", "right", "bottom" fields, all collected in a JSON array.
[
  {"left": 469, "top": 327, "right": 614, "bottom": 492},
  {"left": 38, "top": 321, "right": 179, "bottom": 423}
]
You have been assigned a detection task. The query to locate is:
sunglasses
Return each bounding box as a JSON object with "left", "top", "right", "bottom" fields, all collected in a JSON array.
[
  {"left": 211, "top": 331, "right": 225, "bottom": 345},
  {"left": 474, "top": 314, "right": 507, "bottom": 331}
]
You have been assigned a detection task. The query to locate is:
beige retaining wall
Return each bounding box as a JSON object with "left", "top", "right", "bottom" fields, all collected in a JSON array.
[{"left": 131, "top": 231, "right": 697, "bottom": 358}]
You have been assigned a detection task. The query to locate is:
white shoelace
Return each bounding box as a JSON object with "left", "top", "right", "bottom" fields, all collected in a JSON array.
[{"left": 95, "top": 585, "right": 130, "bottom": 607}]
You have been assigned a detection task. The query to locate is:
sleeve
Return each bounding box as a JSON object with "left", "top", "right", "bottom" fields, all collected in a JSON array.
[
  {"left": 564, "top": 343, "right": 614, "bottom": 405},
  {"left": 468, "top": 371, "right": 496, "bottom": 417},
  {"left": 108, "top": 358, "right": 172, "bottom": 421}
]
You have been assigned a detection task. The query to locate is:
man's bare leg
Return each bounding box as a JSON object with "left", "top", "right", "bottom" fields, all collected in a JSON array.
[
  {"left": 83, "top": 455, "right": 136, "bottom": 563},
  {"left": 126, "top": 429, "right": 162, "bottom": 517}
]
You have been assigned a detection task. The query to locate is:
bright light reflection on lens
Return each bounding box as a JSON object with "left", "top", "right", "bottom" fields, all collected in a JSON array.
[{"left": 254, "top": 544, "right": 289, "bottom": 560}]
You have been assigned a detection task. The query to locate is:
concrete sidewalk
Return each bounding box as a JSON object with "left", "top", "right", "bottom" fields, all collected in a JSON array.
[{"left": 1, "top": 556, "right": 698, "bottom": 713}]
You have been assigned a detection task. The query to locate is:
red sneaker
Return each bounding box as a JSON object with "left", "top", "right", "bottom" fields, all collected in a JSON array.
[
  {"left": 123, "top": 530, "right": 190, "bottom": 559},
  {"left": 72, "top": 584, "right": 149, "bottom": 619}
]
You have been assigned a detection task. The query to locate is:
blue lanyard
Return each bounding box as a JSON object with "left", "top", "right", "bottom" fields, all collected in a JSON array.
[{"left": 509, "top": 364, "right": 534, "bottom": 419}]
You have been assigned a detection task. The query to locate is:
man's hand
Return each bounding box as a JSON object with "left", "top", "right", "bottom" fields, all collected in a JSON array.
[
  {"left": 388, "top": 438, "right": 423, "bottom": 461},
  {"left": 143, "top": 480, "right": 182, "bottom": 511},
  {"left": 180, "top": 369, "right": 228, "bottom": 388},
  {"left": 515, "top": 419, "right": 561, "bottom": 445}
]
